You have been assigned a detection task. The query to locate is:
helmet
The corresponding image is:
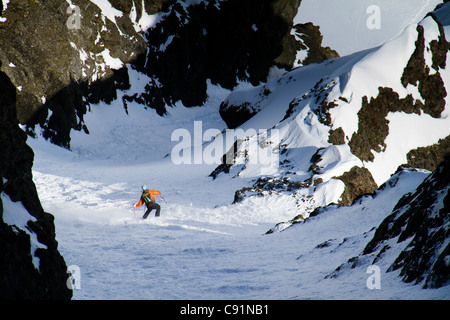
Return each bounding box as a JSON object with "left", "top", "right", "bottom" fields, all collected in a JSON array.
[{"left": 141, "top": 185, "right": 148, "bottom": 191}]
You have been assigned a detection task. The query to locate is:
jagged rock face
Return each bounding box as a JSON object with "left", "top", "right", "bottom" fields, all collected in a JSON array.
[
  {"left": 0, "top": 64, "right": 72, "bottom": 299},
  {"left": 363, "top": 156, "right": 450, "bottom": 288},
  {"left": 132, "top": 0, "right": 302, "bottom": 115},
  {"left": 0, "top": 0, "right": 150, "bottom": 148},
  {"left": 0, "top": 0, "right": 307, "bottom": 148},
  {"left": 219, "top": 19, "right": 339, "bottom": 129}
]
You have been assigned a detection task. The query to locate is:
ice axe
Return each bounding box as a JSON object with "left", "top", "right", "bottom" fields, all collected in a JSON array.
[{"left": 160, "top": 194, "right": 167, "bottom": 204}]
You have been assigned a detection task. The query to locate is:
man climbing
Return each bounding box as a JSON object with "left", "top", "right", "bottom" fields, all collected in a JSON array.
[{"left": 134, "top": 185, "right": 161, "bottom": 219}]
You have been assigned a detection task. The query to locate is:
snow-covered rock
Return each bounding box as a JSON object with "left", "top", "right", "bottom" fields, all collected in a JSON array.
[{"left": 329, "top": 156, "right": 449, "bottom": 289}]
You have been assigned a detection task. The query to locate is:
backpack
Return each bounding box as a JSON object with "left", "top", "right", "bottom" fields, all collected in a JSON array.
[{"left": 142, "top": 191, "right": 154, "bottom": 205}]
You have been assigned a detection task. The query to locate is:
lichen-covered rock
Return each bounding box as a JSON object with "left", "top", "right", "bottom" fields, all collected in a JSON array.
[
  {"left": 291, "top": 22, "right": 339, "bottom": 67},
  {"left": 0, "top": 0, "right": 149, "bottom": 148},
  {"left": 334, "top": 166, "right": 378, "bottom": 206}
]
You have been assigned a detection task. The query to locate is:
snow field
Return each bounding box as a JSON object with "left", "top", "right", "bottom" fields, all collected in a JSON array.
[
  {"left": 28, "top": 88, "right": 449, "bottom": 299},
  {"left": 30, "top": 137, "right": 449, "bottom": 299}
]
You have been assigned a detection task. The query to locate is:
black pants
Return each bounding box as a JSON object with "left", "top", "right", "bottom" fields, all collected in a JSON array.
[{"left": 143, "top": 203, "right": 161, "bottom": 219}]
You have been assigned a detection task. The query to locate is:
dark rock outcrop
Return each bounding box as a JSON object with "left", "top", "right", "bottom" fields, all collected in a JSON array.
[
  {"left": 219, "top": 86, "right": 272, "bottom": 129},
  {"left": 0, "top": 0, "right": 149, "bottom": 148},
  {"left": 137, "top": 0, "right": 302, "bottom": 116},
  {"left": 219, "top": 19, "right": 340, "bottom": 130},
  {"left": 291, "top": 22, "right": 339, "bottom": 67},
  {"left": 401, "top": 20, "right": 449, "bottom": 118},
  {"left": 232, "top": 176, "right": 309, "bottom": 204},
  {"left": 407, "top": 135, "right": 450, "bottom": 171},
  {"left": 0, "top": 63, "right": 71, "bottom": 299},
  {"left": 1, "top": 0, "right": 312, "bottom": 148},
  {"left": 363, "top": 156, "right": 450, "bottom": 288}
]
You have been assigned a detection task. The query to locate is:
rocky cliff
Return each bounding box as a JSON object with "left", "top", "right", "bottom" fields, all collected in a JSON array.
[
  {"left": 0, "top": 62, "right": 72, "bottom": 299},
  {"left": 0, "top": 0, "right": 149, "bottom": 148},
  {"left": 363, "top": 156, "right": 449, "bottom": 288},
  {"left": 0, "top": 0, "right": 333, "bottom": 149}
]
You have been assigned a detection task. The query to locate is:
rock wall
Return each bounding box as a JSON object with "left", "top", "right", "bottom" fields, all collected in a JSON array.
[
  {"left": 129, "top": 0, "right": 303, "bottom": 115},
  {"left": 0, "top": 0, "right": 150, "bottom": 148},
  {"left": 363, "top": 156, "right": 449, "bottom": 288},
  {"left": 1, "top": 0, "right": 308, "bottom": 149},
  {"left": 0, "top": 63, "right": 72, "bottom": 299}
]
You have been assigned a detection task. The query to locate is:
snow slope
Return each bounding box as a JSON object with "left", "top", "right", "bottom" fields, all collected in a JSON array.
[
  {"left": 29, "top": 102, "right": 449, "bottom": 300},
  {"left": 29, "top": 82, "right": 449, "bottom": 300}
]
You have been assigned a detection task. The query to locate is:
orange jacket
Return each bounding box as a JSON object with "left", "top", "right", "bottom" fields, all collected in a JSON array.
[{"left": 135, "top": 190, "right": 160, "bottom": 207}]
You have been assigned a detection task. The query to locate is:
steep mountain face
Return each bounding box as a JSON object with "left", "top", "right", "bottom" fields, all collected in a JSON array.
[
  {"left": 0, "top": 63, "right": 72, "bottom": 299},
  {"left": 213, "top": 3, "right": 450, "bottom": 224},
  {"left": 0, "top": 0, "right": 337, "bottom": 149},
  {"left": 136, "top": 0, "right": 303, "bottom": 115}
]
